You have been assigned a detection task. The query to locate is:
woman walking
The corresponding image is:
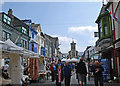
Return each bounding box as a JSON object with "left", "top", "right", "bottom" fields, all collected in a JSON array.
[{"left": 55, "top": 65, "right": 64, "bottom": 86}]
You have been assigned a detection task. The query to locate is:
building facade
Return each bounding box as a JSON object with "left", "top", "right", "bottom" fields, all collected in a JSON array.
[
  {"left": 106, "top": 1, "right": 120, "bottom": 81},
  {"left": 22, "top": 20, "right": 38, "bottom": 53},
  {"left": 0, "top": 9, "right": 30, "bottom": 50},
  {"left": 95, "top": 4, "right": 114, "bottom": 80},
  {"left": 45, "top": 34, "right": 60, "bottom": 61},
  {"left": 31, "top": 23, "right": 45, "bottom": 56}
]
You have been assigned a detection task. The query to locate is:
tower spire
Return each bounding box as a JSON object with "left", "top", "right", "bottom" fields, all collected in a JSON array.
[
  {"left": 102, "top": 0, "right": 104, "bottom": 6},
  {"left": 72, "top": 38, "right": 74, "bottom": 43}
]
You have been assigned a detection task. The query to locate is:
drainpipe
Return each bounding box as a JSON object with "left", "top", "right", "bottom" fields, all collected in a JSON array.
[{"left": 112, "top": 3, "right": 118, "bottom": 79}]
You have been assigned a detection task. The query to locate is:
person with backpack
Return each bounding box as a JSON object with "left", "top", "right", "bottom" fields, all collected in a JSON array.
[{"left": 76, "top": 58, "right": 87, "bottom": 86}]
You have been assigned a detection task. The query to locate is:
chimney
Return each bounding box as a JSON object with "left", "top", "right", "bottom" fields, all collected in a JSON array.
[{"left": 8, "top": 9, "right": 13, "bottom": 17}]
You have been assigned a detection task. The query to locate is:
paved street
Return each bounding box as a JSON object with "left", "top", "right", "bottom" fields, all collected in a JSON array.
[{"left": 30, "top": 73, "right": 120, "bottom": 86}]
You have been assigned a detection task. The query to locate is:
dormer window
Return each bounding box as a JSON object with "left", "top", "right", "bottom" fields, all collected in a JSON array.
[{"left": 3, "top": 14, "right": 12, "bottom": 25}]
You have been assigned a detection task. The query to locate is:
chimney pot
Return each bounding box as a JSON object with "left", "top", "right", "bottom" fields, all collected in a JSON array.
[{"left": 8, "top": 9, "right": 13, "bottom": 17}]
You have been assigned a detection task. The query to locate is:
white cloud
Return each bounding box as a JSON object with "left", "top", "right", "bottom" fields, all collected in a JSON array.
[
  {"left": 52, "top": 34, "right": 87, "bottom": 53},
  {"left": 88, "top": 38, "right": 98, "bottom": 44},
  {"left": 52, "top": 35, "right": 78, "bottom": 53},
  {"left": 68, "top": 25, "right": 98, "bottom": 49},
  {"left": 52, "top": 34, "right": 77, "bottom": 44},
  {"left": 68, "top": 25, "right": 98, "bottom": 35}
]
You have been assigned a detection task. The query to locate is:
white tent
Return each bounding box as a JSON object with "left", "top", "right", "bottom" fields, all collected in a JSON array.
[
  {"left": 67, "top": 58, "right": 71, "bottom": 62},
  {"left": 5, "top": 39, "right": 23, "bottom": 51},
  {"left": 71, "top": 58, "right": 78, "bottom": 62},
  {"left": 0, "top": 40, "right": 5, "bottom": 44},
  {"left": 4, "top": 39, "right": 39, "bottom": 58},
  {"left": 61, "top": 58, "right": 67, "bottom": 62},
  {"left": 0, "top": 39, "right": 39, "bottom": 84}
]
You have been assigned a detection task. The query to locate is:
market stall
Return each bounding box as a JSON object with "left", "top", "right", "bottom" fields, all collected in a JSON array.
[
  {"left": 70, "top": 58, "right": 78, "bottom": 62},
  {"left": 0, "top": 39, "right": 39, "bottom": 85}
]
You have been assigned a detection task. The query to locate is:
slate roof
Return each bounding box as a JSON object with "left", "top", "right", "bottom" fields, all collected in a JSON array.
[{"left": 95, "top": 5, "right": 108, "bottom": 23}]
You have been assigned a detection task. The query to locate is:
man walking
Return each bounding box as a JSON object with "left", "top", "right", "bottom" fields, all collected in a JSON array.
[
  {"left": 91, "top": 62, "right": 104, "bottom": 86},
  {"left": 56, "top": 59, "right": 64, "bottom": 69},
  {"left": 64, "top": 62, "right": 72, "bottom": 86},
  {"left": 76, "top": 58, "right": 87, "bottom": 86}
]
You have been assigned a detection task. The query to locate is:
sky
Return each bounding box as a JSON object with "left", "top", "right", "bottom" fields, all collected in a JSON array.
[{"left": 1, "top": 1, "right": 103, "bottom": 53}]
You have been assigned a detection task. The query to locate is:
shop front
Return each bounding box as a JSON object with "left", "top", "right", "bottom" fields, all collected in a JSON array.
[
  {"left": 115, "top": 39, "right": 120, "bottom": 82},
  {"left": 0, "top": 39, "right": 39, "bottom": 85},
  {"left": 100, "top": 46, "right": 114, "bottom": 81}
]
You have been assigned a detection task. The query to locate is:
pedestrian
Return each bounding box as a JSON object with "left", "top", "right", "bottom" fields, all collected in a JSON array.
[
  {"left": 50, "top": 62, "right": 56, "bottom": 82},
  {"left": 76, "top": 58, "right": 87, "bottom": 86},
  {"left": 91, "top": 62, "right": 104, "bottom": 86},
  {"left": 64, "top": 62, "right": 72, "bottom": 86},
  {"left": 75, "top": 61, "right": 79, "bottom": 83},
  {"left": 2, "top": 61, "right": 9, "bottom": 79},
  {"left": 55, "top": 65, "right": 64, "bottom": 86},
  {"left": 4, "top": 61, "right": 9, "bottom": 72},
  {"left": 71, "top": 63, "right": 75, "bottom": 72},
  {"left": 56, "top": 59, "right": 64, "bottom": 69}
]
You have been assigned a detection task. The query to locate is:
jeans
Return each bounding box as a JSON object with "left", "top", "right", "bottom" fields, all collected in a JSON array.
[{"left": 65, "top": 77, "right": 71, "bottom": 86}]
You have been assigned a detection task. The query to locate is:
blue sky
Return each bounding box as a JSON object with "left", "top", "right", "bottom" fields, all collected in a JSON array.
[{"left": 1, "top": 2, "right": 102, "bottom": 53}]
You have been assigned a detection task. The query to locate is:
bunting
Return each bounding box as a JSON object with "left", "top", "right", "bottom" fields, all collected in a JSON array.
[{"left": 107, "top": 9, "right": 120, "bottom": 24}]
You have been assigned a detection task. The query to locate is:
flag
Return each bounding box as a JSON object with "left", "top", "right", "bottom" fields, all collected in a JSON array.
[
  {"left": 57, "top": 44, "right": 61, "bottom": 48},
  {"left": 107, "top": 9, "right": 120, "bottom": 23},
  {"left": 51, "top": 57, "right": 55, "bottom": 62},
  {"left": 15, "top": 36, "right": 19, "bottom": 43}
]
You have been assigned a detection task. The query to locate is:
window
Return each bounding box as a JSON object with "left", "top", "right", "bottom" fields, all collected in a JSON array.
[
  {"left": 3, "top": 14, "right": 12, "bottom": 25},
  {"left": 7, "top": 17, "right": 11, "bottom": 25},
  {"left": 21, "top": 39, "right": 27, "bottom": 49},
  {"left": 103, "top": 17, "right": 108, "bottom": 36},
  {"left": 32, "top": 44, "right": 34, "bottom": 51},
  {"left": 7, "top": 33, "right": 10, "bottom": 39},
  {"left": 22, "top": 27, "right": 27, "bottom": 35},
  {"left": 2, "top": 31, "right": 10, "bottom": 41},
  {"left": 29, "top": 31, "right": 31, "bottom": 37},
  {"left": 99, "top": 20, "right": 102, "bottom": 38},
  {"left": 104, "top": 25, "right": 108, "bottom": 35},
  {"left": 100, "top": 27, "right": 102, "bottom": 38},
  {"left": 3, "top": 14, "right": 7, "bottom": 23},
  {"left": 32, "top": 32, "right": 34, "bottom": 39},
  {"left": 2, "top": 31, "right": 6, "bottom": 41}
]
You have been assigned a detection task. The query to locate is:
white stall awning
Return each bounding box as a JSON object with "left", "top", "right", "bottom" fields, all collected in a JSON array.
[
  {"left": 70, "top": 58, "right": 78, "bottom": 62},
  {"left": 0, "top": 39, "right": 39, "bottom": 58},
  {"left": 61, "top": 58, "right": 67, "bottom": 62}
]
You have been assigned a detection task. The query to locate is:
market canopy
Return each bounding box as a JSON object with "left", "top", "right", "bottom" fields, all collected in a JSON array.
[
  {"left": 70, "top": 58, "right": 78, "bottom": 62},
  {"left": 5, "top": 39, "right": 24, "bottom": 51},
  {"left": 0, "top": 39, "right": 39, "bottom": 58},
  {"left": 61, "top": 58, "right": 67, "bottom": 62}
]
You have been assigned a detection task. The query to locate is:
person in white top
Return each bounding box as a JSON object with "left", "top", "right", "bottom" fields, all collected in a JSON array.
[{"left": 4, "top": 61, "right": 9, "bottom": 72}]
